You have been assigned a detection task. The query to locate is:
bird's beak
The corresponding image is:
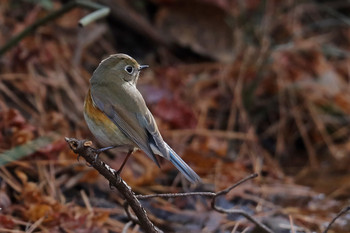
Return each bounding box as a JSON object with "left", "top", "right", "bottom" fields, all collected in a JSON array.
[{"left": 138, "top": 65, "right": 149, "bottom": 71}]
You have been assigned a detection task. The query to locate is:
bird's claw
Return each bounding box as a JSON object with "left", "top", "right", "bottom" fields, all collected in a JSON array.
[
  {"left": 115, "top": 169, "right": 121, "bottom": 176},
  {"left": 94, "top": 153, "right": 99, "bottom": 163},
  {"left": 109, "top": 181, "right": 114, "bottom": 190}
]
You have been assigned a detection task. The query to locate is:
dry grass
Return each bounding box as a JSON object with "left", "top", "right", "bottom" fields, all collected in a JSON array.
[{"left": 0, "top": 0, "right": 350, "bottom": 232}]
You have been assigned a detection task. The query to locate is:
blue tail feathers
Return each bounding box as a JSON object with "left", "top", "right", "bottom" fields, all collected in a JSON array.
[{"left": 166, "top": 144, "right": 201, "bottom": 183}]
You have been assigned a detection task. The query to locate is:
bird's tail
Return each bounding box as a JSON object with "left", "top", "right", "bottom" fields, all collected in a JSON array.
[{"left": 166, "top": 143, "right": 201, "bottom": 183}]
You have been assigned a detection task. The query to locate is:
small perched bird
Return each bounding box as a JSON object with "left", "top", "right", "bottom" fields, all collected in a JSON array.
[{"left": 84, "top": 54, "right": 201, "bottom": 183}]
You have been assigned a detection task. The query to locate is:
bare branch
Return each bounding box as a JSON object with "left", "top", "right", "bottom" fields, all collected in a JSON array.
[
  {"left": 323, "top": 205, "right": 350, "bottom": 233},
  {"left": 65, "top": 137, "right": 159, "bottom": 233},
  {"left": 136, "top": 192, "right": 215, "bottom": 199},
  {"left": 135, "top": 173, "right": 272, "bottom": 233},
  {"left": 214, "top": 173, "right": 258, "bottom": 197},
  {"left": 65, "top": 138, "right": 271, "bottom": 233}
]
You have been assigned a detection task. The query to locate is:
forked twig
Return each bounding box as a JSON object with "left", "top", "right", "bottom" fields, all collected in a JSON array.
[
  {"left": 134, "top": 174, "right": 273, "bottom": 233},
  {"left": 66, "top": 138, "right": 272, "bottom": 233}
]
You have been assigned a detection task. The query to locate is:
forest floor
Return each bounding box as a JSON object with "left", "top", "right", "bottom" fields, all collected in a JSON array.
[{"left": 1, "top": 1, "right": 350, "bottom": 232}]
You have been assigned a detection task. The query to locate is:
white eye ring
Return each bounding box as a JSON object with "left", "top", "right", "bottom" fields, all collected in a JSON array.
[{"left": 124, "top": 65, "right": 134, "bottom": 74}]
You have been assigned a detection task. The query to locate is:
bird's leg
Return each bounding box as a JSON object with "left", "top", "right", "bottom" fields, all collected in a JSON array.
[
  {"left": 96, "top": 145, "right": 120, "bottom": 154},
  {"left": 94, "top": 145, "right": 119, "bottom": 162},
  {"left": 116, "top": 150, "right": 133, "bottom": 175}
]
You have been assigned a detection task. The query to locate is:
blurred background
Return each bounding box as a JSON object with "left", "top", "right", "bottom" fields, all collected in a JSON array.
[{"left": 1, "top": 0, "right": 350, "bottom": 232}]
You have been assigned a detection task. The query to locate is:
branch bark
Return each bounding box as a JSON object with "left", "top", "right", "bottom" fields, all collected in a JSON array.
[
  {"left": 65, "top": 137, "right": 272, "bottom": 233},
  {"left": 65, "top": 137, "right": 159, "bottom": 233}
]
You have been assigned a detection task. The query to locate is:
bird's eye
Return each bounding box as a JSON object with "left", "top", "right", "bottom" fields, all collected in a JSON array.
[{"left": 124, "top": 65, "right": 134, "bottom": 74}]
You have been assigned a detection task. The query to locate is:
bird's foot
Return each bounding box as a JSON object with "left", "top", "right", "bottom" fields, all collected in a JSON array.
[
  {"left": 95, "top": 145, "right": 119, "bottom": 154},
  {"left": 116, "top": 150, "right": 133, "bottom": 175},
  {"left": 91, "top": 145, "right": 119, "bottom": 164}
]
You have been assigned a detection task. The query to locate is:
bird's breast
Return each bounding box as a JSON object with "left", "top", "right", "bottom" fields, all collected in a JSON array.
[{"left": 83, "top": 89, "right": 135, "bottom": 148}]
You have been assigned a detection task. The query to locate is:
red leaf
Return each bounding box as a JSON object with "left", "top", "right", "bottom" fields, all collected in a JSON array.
[{"left": 153, "top": 98, "right": 197, "bottom": 129}]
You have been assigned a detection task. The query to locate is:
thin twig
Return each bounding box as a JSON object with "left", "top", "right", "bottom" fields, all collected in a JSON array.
[
  {"left": 123, "top": 202, "right": 164, "bottom": 233},
  {"left": 122, "top": 221, "right": 133, "bottom": 233},
  {"left": 123, "top": 201, "right": 140, "bottom": 224},
  {"left": 214, "top": 173, "right": 258, "bottom": 197},
  {"left": 26, "top": 216, "right": 45, "bottom": 233},
  {"left": 79, "top": 7, "right": 110, "bottom": 27},
  {"left": 135, "top": 173, "right": 272, "bottom": 233},
  {"left": 323, "top": 205, "right": 350, "bottom": 233},
  {"left": 136, "top": 192, "right": 215, "bottom": 199},
  {"left": 289, "top": 215, "right": 295, "bottom": 233},
  {"left": 212, "top": 174, "right": 273, "bottom": 233}
]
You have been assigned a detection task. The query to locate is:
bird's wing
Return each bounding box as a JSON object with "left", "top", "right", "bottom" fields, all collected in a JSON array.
[
  {"left": 90, "top": 89, "right": 160, "bottom": 166},
  {"left": 136, "top": 109, "right": 170, "bottom": 160},
  {"left": 138, "top": 109, "right": 200, "bottom": 183}
]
